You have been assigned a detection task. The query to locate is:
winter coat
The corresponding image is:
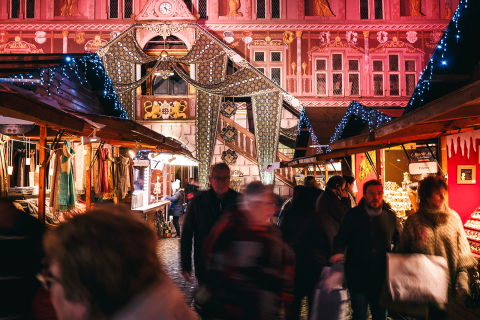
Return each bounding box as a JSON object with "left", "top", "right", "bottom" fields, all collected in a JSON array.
[
  {"left": 316, "top": 187, "right": 352, "bottom": 252},
  {"left": 112, "top": 274, "right": 197, "bottom": 320},
  {"left": 399, "top": 203, "right": 477, "bottom": 309},
  {"left": 166, "top": 189, "right": 185, "bottom": 217},
  {"left": 181, "top": 188, "right": 239, "bottom": 283},
  {"left": 280, "top": 206, "right": 329, "bottom": 294},
  {"left": 333, "top": 199, "right": 401, "bottom": 294}
]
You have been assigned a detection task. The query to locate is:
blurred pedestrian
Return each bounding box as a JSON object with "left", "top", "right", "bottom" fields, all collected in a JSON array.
[
  {"left": 316, "top": 175, "right": 352, "bottom": 251},
  {"left": 163, "top": 180, "right": 184, "bottom": 238},
  {"left": 280, "top": 187, "right": 330, "bottom": 320},
  {"left": 277, "top": 185, "right": 304, "bottom": 225},
  {"left": 399, "top": 175, "right": 477, "bottom": 319},
  {"left": 198, "top": 181, "right": 295, "bottom": 320},
  {"left": 0, "top": 199, "right": 44, "bottom": 320},
  {"left": 181, "top": 163, "right": 239, "bottom": 284},
  {"left": 304, "top": 175, "right": 323, "bottom": 197},
  {"left": 42, "top": 210, "right": 196, "bottom": 320},
  {"left": 185, "top": 178, "right": 199, "bottom": 202},
  {"left": 343, "top": 175, "right": 357, "bottom": 207},
  {"left": 330, "top": 180, "right": 401, "bottom": 320}
]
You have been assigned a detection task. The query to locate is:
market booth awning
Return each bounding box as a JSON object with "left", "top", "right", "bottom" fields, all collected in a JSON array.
[{"left": 329, "top": 80, "right": 480, "bottom": 152}]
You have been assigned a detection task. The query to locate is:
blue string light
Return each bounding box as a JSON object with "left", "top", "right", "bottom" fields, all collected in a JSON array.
[{"left": 330, "top": 101, "right": 392, "bottom": 144}]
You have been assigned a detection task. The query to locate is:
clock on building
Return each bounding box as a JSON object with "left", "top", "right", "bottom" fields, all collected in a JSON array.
[{"left": 158, "top": 1, "right": 173, "bottom": 15}]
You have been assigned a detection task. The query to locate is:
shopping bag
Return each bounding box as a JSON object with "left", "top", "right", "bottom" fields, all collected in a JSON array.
[
  {"left": 386, "top": 253, "right": 448, "bottom": 304},
  {"left": 309, "top": 263, "right": 348, "bottom": 320}
]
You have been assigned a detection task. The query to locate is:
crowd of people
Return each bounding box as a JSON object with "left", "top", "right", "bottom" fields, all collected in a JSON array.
[{"left": 1, "top": 163, "right": 477, "bottom": 320}]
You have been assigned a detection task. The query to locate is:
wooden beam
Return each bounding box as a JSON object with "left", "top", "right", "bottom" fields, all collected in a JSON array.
[
  {"left": 421, "top": 105, "right": 480, "bottom": 124},
  {"left": 38, "top": 125, "right": 46, "bottom": 225},
  {"left": 330, "top": 132, "right": 373, "bottom": 150},
  {"left": 85, "top": 145, "right": 91, "bottom": 211},
  {"left": 440, "top": 136, "right": 449, "bottom": 206},
  {"left": 374, "top": 80, "right": 480, "bottom": 139},
  {"left": 426, "top": 75, "right": 470, "bottom": 83},
  {"left": 376, "top": 149, "right": 382, "bottom": 183}
]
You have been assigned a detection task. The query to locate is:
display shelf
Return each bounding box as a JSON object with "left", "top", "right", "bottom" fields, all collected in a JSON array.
[{"left": 464, "top": 206, "right": 480, "bottom": 256}]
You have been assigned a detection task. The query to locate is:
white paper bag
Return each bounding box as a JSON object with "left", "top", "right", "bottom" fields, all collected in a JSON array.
[{"left": 387, "top": 253, "right": 448, "bottom": 304}]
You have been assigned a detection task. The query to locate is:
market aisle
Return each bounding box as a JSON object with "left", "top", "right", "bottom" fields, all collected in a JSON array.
[{"left": 156, "top": 236, "right": 310, "bottom": 319}]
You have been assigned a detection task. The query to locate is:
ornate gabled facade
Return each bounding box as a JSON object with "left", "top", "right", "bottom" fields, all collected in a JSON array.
[{"left": 0, "top": 0, "right": 456, "bottom": 196}]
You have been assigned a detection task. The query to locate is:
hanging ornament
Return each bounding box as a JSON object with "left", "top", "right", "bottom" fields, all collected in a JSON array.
[
  {"left": 7, "top": 139, "right": 13, "bottom": 175},
  {"left": 220, "top": 126, "right": 238, "bottom": 142},
  {"left": 221, "top": 100, "right": 237, "bottom": 117},
  {"left": 221, "top": 149, "right": 238, "bottom": 165}
]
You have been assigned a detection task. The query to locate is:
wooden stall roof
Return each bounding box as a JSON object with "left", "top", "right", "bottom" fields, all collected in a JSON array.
[
  {"left": 0, "top": 83, "right": 88, "bottom": 133},
  {"left": 306, "top": 107, "right": 348, "bottom": 145},
  {"left": 75, "top": 112, "right": 195, "bottom": 157},
  {"left": 330, "top": 80, "right": 480, "bottom": 151}
]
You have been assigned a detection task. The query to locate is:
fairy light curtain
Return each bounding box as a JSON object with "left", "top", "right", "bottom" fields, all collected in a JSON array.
[
  {"left": 195, "top": 53, "right": 228, "bottom": 188},
  {"left": 97, "top": 25, "right": 286, "bottom": 186},
  {"left": 252, "top": 91, "right": 283, "bottom": 184}
]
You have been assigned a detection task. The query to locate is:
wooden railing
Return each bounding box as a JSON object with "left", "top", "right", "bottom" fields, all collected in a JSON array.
[{"left": 217, "top": 117, "right": 296, "bottom": 188}]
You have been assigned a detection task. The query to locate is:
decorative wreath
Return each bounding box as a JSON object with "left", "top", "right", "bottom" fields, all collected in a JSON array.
[
  {"left": 221, "top": 149, "right": 238, "bottom": 165},
  {"left": 220, "top": 126, "right": 238, "bottom": 142},
  {"left": 220, "top": 100, "right": 237, "bottom": 117}
]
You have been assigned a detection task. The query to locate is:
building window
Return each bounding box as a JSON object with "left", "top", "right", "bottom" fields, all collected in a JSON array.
[
  {"left": 254, "top": 51, "right": 265, "bottom": 62},
  {"left": 271, "top": 51, "right": 282, "bottom": 62},
  {"left": 332, "top": 54, "right": 342, "bottom": 71},
  {"left": 271, "top": 0, "right": 280, "bottom": 18},
  {"left": 316, "top": 59, "right": 327, "bottom": 71},
  {"left": 405, "top": 60, "right": 416, "bottom": 96},
  {"left": 109, "top": 0, "right": 119, "bottom": 18},
  {"left": 373, "top": 74, "right": 384, "bottom": 95},
  {"left": 316, "top": 73, "right": 327, "bottom": 96},
  {"left": 374, "top": 0, "right": 383, "bottom": 19},
  {"left": 257, "top": 67, "right": 265, "bottom": 74},
  {"left": 257, "top": 0, "right": 266, "bottom": 18},
  {"left": 153, "top": 73, "right": 187, "bottom": 95},
  {"left": 360, "top": 0, "right": 369, "bottom": 19},
  {"left": 11, "top": 0, "right": 21, "bottom": 18},
  {"left": 124, "top": 0, "right": 133, "bottom": 18},
  {"left": 388, "top": 55, "right": 400, "bottom": 96},
  {"left": 332, "top": 73, "right": 343, "bottom": 95},
  {"left": 372, "top": 60, "right": 383, "bottom": 72},
  {"left": 348, "top": 59, "right": 360, "bottom": 96},
  {"left": 198, "top": 0, "right": 207, "bottom": 19},
  {"left": 26, "top": 0, "right": 35, "bottom": 18},
  {"left": 271, "top": 67, "right": 282, "bottom": 86}
]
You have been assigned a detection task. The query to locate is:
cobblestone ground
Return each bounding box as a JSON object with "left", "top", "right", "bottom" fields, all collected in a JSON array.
[{"left": 155, "top": 218, "right": 410, "bottom": 320}]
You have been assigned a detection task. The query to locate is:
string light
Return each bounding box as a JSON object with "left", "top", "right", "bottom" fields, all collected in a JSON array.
[
  {"left": 330, "top": 101, "right": 392, "bottom": 144},
  {"left": 8, "top": 53, "right": 127, "bottom": 119},
  {"left": 296, "top": 108, "right": 324, "bottom": 155},
  {"left": 405, "top": 0, "right": 471, "bottom": 113}
]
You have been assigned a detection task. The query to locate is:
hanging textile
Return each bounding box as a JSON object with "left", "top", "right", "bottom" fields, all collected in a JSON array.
[
  {"left": 48, "top": 151, "right": 56, "bottom": 190},
  {"left": 114, "top": 155, "right": 131, "bottom": 199},
  {"left": 0, "top": 135, "right": 8, "bottom": 197},
  {"left": 16, "top": 150, "right": 26, "bottom": 187},
  {"left": 50, "top": 141, "right": 76, "bottom": 211},
  {"left": 196, "top": 54, "right": 228, "bottom": 189},
  {"left": 252, "top": 91, "right": 283, "bottom": 185},
  {"left": 98, "top": 147, "right": 109, "bottom": 194},
  {"left": 74, "top": 144, "right": 85, "bottom": 194},
  {"left": 107, "top": 149, "right": 114, "bottom": 193}
]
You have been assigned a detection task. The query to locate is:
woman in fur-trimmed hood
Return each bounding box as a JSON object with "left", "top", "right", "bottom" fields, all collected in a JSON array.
[{"left": 399, "top": 175, "right": 477, "bottom": 317}]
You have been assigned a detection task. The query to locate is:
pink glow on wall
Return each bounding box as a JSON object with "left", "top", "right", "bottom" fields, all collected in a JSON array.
[{"left": 447, "top": 137, "right": 480, "bottom": 223}]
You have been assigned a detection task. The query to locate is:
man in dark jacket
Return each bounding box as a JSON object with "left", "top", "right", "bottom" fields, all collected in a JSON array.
[
  {"left": 316, "top": 175, "right": 351, "bottom": 251},
  {"left": 280, "top": 186, "right": 330, "bottom": 320},
  {"left": 163, "top": 180, "right": 185, "bottom": 238},
  {"left": 330, "top": 180, "right": 401, "bottom": 320},
  {"left": 181, "top": 163, "right": 239, "bottom": 283}
]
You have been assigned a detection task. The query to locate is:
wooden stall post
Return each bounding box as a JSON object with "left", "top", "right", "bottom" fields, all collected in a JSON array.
[
  {"left": 113, "top": 147, "right": 119, "bottom": 204},
  {"left": 313, "top": 164, "right": 317, "bottom": 179},
  {"left": 85, "top": 145, "right": 91, "bottom": 211},
  {"left": 440, "top": 136, "right": 449, "bottom": 205},
  {"left": 324, "top": 161, "right": 328, "bottom": 182},
  {"left": 38, "top": 125, "right": 47, "bottom": 224},
  {"left": 303, "top": 166, "right": 308, "bottom": 177},
  {"left": 376, "top": 149, "right": 382, "bottom": 183}
]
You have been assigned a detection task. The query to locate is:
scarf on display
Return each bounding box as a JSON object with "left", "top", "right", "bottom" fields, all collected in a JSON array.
[
  {"left": 114, "top": 155, "right": 131, "bottom": 199},
  {"left": 98, "top": 147, "right": 109, "bottom": 194},
  {"left": 50, "top": 141, "right": 76, "bottom": 211},
  {"left": 0, "top": 135, "right": 7, "bottom": 197}
]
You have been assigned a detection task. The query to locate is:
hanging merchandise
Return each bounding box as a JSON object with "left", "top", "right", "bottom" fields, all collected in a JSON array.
[
  {"left": 0, "top": 135, "right": 8, "bottom": 197},
  {"left": 98, "top": 146, "right": 109, "bottom": 194},
  {"left": 114, "top": 155, "right": 131, "bottom": 199},
  {"left": 50, "top": 141, "right": 77, "bottom": 212},
  {"left": 7, "top": 139, "right": 13, "bottom": 175},
  {"left": 74, "top": 144, "right": 85, "bottom": 194}
]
